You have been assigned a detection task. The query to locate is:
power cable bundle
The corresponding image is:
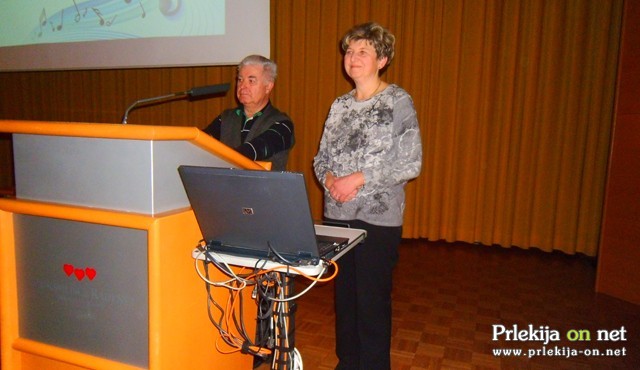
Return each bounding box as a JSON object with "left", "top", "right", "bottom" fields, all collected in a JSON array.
[{"left": 193, "top": 241, "right": 338, "bottom": 369}]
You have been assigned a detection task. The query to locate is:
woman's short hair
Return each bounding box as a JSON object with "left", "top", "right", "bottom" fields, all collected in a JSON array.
[
  {"left": 341, "top": 22, "right": 395, "bottom": 65},
  {"left": 238, "top": 55, "right": 278, "bottom": 82}
]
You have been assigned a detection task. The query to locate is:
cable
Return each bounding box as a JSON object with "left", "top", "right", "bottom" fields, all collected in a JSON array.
[
  {"left": 192, "top": 240, "right": 341, "bottom": 368},
  {"left": 194, "top": 248, "right": 253, "bottom": 289},
  {"left": 248, "top": 259, "right": 339, "bottom": 283},
  {"left": 292, "top": 348, "right": 304, "bottom": 370},
  {"left": 267, "top": 241, "right": 299, "bottom": 266},
  {"left": 199, "top": 253, "right": 271, "bottom": 357}
]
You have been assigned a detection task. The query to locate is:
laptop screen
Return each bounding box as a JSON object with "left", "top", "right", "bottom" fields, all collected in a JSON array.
[{"left": 178, "top": 166, "right": 323, "bottom": 265}]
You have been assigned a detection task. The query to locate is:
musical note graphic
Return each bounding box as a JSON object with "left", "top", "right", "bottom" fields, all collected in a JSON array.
[
  {"left": 73, "top": 0, "right": 86, "bottom": 23},
  {"left": 38, "top": 8, "right": 47, "bottom": 37},
  {"left": 92, "top": 7, "right": 117, "bottom": 27},
  {"left": 27, "top": 0, "right": 222, "bottom": 45},
  {"left": 92, "top": 7, "right": 104, "bottom": 25},
  {"left": 50, "top": 10, "right": 64, "bottom": 32},
  {"left": 138, "top": 0, "right": 146, "bottom": 18}
]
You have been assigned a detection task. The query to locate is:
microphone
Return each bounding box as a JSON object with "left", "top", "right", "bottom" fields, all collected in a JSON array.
[
  {"left": 121, "top": 83, "right": 230, "bottom": 124},
  {"left": 187, "top": 84, "right": 231, "bottom": 98}
]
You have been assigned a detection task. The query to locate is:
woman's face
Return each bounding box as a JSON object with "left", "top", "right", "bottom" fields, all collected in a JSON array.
[{"left": 343, "top": 39, "right": 387, "bottom": 81}]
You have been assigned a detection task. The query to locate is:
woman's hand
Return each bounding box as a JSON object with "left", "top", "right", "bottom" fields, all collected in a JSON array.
[{"left": 326, "top": 172, "right": 364, "bottom": 203}]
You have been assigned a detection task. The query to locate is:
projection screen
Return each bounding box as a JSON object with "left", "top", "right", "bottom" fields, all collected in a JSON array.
[{"left": 0, "top": 0, "right": 270, "bottom": 71}]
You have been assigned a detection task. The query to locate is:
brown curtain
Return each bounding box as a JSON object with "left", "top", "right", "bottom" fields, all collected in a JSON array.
[
  {"left": 271, "top": 0, "right": 623, "bottom": 256},
  {"left": 0, "top": 0, "right": 623, "bottom": 256}
]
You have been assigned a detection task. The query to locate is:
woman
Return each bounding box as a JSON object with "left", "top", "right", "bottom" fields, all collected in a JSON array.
[{"left": 313, "top": 22, "right": 422, "bottom": 370}]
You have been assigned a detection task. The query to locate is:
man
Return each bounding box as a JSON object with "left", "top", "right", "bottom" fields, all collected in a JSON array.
[{"left": 203, "top": 55, "right": 294, "bottom": 171}]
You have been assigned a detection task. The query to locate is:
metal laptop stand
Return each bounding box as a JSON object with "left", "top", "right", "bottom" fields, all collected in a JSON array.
[{"left": 192, "top": 225, "right": 366, "bottom": 370}]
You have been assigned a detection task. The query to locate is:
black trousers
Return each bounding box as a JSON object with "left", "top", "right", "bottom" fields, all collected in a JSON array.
[{"left": 329, "top": 219, "right": 402, "bottom": 370}]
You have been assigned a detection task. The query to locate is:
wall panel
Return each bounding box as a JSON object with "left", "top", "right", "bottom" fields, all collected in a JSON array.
[{"left": 596, "top": 0, "right": 640, "bottom": 304}]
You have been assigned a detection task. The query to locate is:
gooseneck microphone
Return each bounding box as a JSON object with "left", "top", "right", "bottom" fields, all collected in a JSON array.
[{"left": 121, "top": 83, "right": 230, "bottom": 124}]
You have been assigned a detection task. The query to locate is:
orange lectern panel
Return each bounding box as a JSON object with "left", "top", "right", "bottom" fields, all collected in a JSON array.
[{"left": 0, "top": 121, "right": 260, "bottom": 370}]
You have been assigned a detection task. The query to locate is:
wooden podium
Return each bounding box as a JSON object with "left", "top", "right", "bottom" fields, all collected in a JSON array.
[{"left": 0, "top": 120, "right": 267, "bottom": 370}]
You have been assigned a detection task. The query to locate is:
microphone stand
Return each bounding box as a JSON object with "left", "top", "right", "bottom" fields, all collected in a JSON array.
[
  {"left": 121, "top": 91, "right": 186, "bottom": 124},
  {"left": 121, "top": 83, "right": 230, "bottom": 124}
]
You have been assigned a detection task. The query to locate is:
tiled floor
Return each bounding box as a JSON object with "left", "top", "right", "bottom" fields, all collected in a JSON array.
[{"left": 259, "top": 239, "right": 639, "bottom": 369}]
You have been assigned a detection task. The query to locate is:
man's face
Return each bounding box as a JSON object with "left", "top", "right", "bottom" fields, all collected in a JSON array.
[{"left": 236, "top": 64, "right": 273, "bottom": 109}]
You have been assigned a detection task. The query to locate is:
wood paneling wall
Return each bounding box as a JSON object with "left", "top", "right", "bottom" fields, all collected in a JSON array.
[
  {"left": 0, "top": 0, "right": 624, "bottom": 256},
  {"left": 596, "top": 0, "right": 640, "bottom": 305}
]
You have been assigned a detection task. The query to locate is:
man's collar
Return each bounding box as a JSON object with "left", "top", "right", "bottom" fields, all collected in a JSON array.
[{"left": 235, "top": 101, "right": 272, "bottom": 119}]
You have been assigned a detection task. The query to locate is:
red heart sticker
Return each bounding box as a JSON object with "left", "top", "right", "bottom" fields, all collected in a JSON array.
[
  {"left": 86, "top": 267, "right": 97, "bottom": 280},
  {"left": 74, "top": 268, "right": 85, "bottom": 281},
  {"left": 63, "top": 264, "right": 74, "bottom": 276}
]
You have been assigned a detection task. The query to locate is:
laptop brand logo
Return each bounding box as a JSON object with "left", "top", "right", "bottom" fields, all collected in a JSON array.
[{"left": 242, "top": 207, "right": 255, "bottom": 215}]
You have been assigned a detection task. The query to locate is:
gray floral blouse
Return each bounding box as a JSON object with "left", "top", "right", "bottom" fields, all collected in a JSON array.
[{"left": 313, "top": 84, "right": 422, "bottom": 227}]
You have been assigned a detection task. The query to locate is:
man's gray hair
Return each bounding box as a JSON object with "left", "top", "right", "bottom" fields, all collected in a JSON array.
[{"left": 238, "top": 55, "right": 277, "bottom": 82}]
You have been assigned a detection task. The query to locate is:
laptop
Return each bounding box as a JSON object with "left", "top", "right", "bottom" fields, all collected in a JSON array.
[{"left": 178, "top": 165, "right": 350, "bottom": 266}]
